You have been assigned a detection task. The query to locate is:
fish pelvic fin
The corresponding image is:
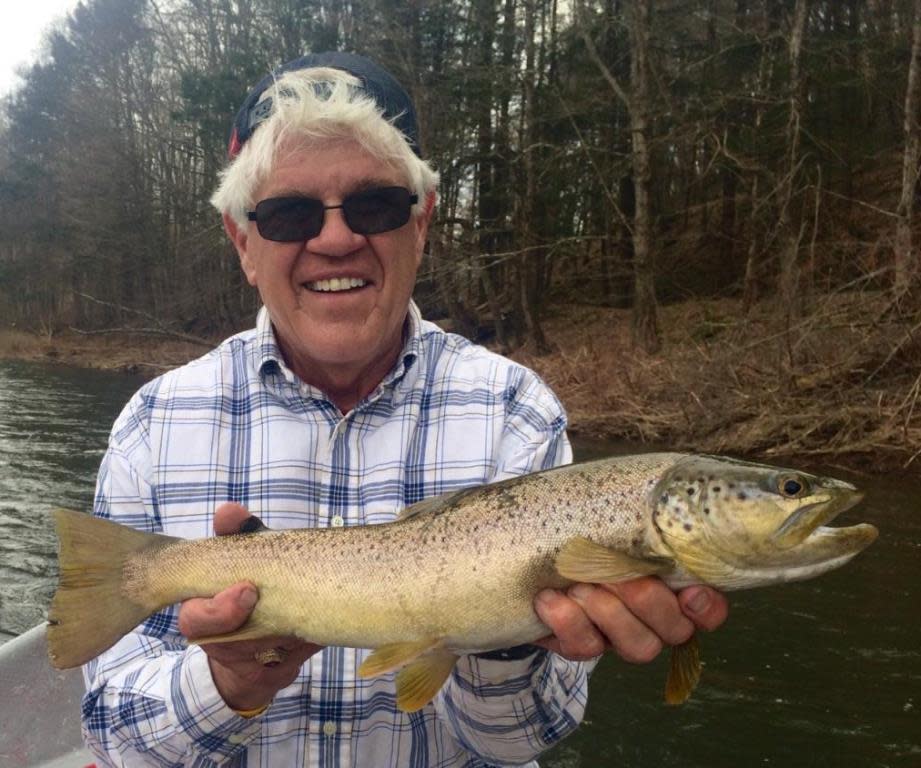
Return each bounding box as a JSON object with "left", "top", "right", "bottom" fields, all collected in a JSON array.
[
  {"left": 555, "top": 537, "right": 673, "bottom": 584},
  {"left": 358, "top": 638, "right": 443, "bottom": 678},
  {"left": 395, "top": 650, "right": 459, "bottom": 712},
  {"left": 47, "top": 509, "right": 172, "bottom": 669},
  {"left": 189, "top": 618, "right": 279, "bottom": 646},
  {"left": 665, "top": 635, "right": 702, "bottom": 705}
]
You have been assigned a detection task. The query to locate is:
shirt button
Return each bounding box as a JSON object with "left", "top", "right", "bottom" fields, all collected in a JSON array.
[
  {"left": 331, "top": 515, "right": 344, "bottom": 528},
  {"left": 323, "top": 720, "right": 337, "bottom": 736}
]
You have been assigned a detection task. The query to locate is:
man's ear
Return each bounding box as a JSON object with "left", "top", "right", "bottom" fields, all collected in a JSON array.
[
  {"left": 413, "top": 191, "right": 437, "bottom": 267},
  {"left": 223, "top": 212, "right": 258, "bottom": 286}
]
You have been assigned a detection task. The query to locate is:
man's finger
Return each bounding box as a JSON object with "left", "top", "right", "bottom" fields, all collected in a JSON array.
[
  {"left": 604, "top": 578, "right": 695, "bottom": 647},
  {"left": 678, "top": 586, "right": 729, "bottom": 632},
  {"left": 534, "top": 589, "right": 606, "bottom": 660},
  {"left": 214, "top": 502, "right": 252, "bottom": 535},
  {"left": 567, "top": 583, "right": 664, "bottom": 664},
  {"left": 178, "top": 582, "right": 258, "bottom": 639}
]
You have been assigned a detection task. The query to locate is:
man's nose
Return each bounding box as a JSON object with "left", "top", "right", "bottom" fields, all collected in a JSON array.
[{"left": 306, "top": 207, "right": 365, "bottom": 254}]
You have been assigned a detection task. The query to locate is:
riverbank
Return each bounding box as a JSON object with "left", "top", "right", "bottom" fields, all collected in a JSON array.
[{"left": 2, "top": 294, "right": 918, "bottom": 475}]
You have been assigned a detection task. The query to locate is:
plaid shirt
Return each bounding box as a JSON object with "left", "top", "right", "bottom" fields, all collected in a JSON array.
[{"left": 82, "top": 302, "right": 589, "bottom": 767}]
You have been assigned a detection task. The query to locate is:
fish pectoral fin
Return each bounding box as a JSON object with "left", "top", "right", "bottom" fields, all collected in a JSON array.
[
  {"left": 665, "top": 635, "right": 702, "bottom": 705},
  {"left": 358, "top": 638, "right": 443, "bottom": 678},
  {"left": 555, "top": 537, "right": 673, "bottom": 583},
  {"left": 395, "top": 650, "right": 460, "bottom": 712},
  {"left": 189, "top": 618, "right": 276, "bottom": 646}
]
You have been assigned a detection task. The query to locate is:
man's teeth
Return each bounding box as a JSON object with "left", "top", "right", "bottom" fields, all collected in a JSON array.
[{"left": 308, "top": 277, "right": 367, "bottom": 292}]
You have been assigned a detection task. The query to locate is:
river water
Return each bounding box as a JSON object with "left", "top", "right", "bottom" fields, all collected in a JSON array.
[{"left": 0, "top": 360, "right": 918, "bottom": 767}]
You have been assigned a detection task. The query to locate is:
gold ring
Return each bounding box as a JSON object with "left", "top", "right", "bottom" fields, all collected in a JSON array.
[{"left": 254, "top": 647, "right": 288, "bottom": 667}]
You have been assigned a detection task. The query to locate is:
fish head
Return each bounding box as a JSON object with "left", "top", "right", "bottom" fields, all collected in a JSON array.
[{"left": 651, "top": 455, "right": 878, "bottom": 589}]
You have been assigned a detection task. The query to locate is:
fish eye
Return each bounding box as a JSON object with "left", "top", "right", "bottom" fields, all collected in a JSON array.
[{"left": 778, "top": 475, "right": 807, "bottom": 497}]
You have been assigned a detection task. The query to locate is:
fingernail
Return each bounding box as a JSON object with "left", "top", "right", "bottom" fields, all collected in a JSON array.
[
  {"left": 686, "top": 588, "right": 710, "bottom": 615},
  {"left": 237, "top": 587, "right": 258, "bottom": 610},
  {"left": 568, "top": 583, "right": 594, "bottom": 603},
  {"left": 535, "top": 589, "right": 558, "bottom": 607}
]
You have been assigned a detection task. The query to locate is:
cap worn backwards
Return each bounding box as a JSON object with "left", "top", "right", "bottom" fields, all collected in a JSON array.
[{"left": 227, "top": 51, "right": 421, "bottom": 159}]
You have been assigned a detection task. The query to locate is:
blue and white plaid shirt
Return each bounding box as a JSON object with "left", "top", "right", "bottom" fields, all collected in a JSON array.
[{"left": 83, "top": 302, "right": 590, "bottom": 767}]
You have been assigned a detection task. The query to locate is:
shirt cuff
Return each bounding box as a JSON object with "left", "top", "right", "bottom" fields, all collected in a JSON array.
[{"left": 171, "top": 645, "right": 264, "bottom": 755}]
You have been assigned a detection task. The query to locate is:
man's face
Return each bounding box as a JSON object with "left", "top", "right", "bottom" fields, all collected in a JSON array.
[{"left": 226, "top": 140, "right": 431, "bottom": 390}]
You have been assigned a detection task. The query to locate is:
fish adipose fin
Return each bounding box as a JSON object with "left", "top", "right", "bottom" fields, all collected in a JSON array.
[
  {"left": 358, "top": 638, "right": 442, "bottom": 677},
  {"left": 555, "top": 537, "right": 673, "bottom": 583},
  {"left": 665, "top": 635, "right": 701, "bottom": 705},
  {"left": 47, "top": 509, "right": 174, "bottom": 669},
  {"left": 395, "top": 650, "right": 460, "bottom": 712}
]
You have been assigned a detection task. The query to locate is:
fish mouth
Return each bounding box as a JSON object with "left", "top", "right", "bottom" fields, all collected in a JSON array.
[
  {"left": 771, "top": 485, "right": 865, "bottom": 549},
  {"left": 771, "top": 488, "right": 878, "bottom": 574}
]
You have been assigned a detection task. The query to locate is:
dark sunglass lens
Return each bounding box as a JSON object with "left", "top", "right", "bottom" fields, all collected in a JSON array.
[
  {"left": 343, "top": 187, "right": 414, "bottom": 235},
  {"left": 255, "top": 197, "right": 324, "bottom": 242}
]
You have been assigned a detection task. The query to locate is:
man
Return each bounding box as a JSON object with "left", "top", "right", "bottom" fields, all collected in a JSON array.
[{"left": 82, "top": 52, "right": 727, "bottom": 766}]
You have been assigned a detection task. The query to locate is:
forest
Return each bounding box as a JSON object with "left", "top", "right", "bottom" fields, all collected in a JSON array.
[{"left": 1, "top": 0, "right": 920, "bottom": 469}]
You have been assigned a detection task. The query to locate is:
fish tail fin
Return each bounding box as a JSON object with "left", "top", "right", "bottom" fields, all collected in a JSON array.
[{"left": 47, "top": 509, "right": 168, "bottom": 669}]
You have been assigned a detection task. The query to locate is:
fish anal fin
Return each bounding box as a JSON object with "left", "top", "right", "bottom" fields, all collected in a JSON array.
[
  {"left": 665, "top": 635, "right": 701, "bottom": 705},
  {"left": 555, "top": 536, "right": 672, "bottom": 584},
  {"left": 395, "top": 650, "right": 459, "bottom": 712},
  {"left": 358, "top": 638, "right": 442, "bottom": 678},
  {"left": 190, "top": 618, "right": 277, "bottom": 646}
]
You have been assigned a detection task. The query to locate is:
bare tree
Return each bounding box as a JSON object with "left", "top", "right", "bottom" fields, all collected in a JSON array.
[
  {"left": 579, "top": 0, "right": 660, "bottom": 353},
  {"left": 895, "top": 0, "right": 921, "bottom": 303}
]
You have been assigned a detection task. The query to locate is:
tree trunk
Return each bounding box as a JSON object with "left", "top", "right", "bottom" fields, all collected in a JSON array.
[
  {"left": 777, "top": 0, "right": 809, "bottom": 326},
  {"left": 627, "top": 0, "right": 659, "bottom": 353},
  {"left": 895, "top": 0, "right": 921, "bottom": 302}
]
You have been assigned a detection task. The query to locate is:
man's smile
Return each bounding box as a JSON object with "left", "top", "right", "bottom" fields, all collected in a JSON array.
[{"left": 305, "top": 277, "right": 369, "bottom": 292}]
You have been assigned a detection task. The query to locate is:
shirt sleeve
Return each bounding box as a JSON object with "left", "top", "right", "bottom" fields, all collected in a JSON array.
[
  {"left": 80, "top": 396, "right": 262, "bottom": 767},
  {"left": 433, "top": 368, "right": 596, "bottom": 764}
]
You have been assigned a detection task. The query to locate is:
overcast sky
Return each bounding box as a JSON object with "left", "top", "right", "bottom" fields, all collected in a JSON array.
[{"left": 1, "top": 0, "right": 82, "bottom": 98}]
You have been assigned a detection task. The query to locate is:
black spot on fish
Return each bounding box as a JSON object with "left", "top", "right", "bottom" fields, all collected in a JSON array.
[
  {"left": 712, "top": 486, "right": 722, "bottom": 493},
  {"left": 738, "top": 492, "right": 748, "bottom": 501},
  {"left": 686, "top": 487, "right": 695, "bottom": 496},
  {"left": 704, "top": 507, "right": 710, "bottom": 515},
  {"left": 683, "top": 523, "right": 693, "bottom": 532},
  {"left": 660, "top": 493, "right": 669, "bottom": 503}
]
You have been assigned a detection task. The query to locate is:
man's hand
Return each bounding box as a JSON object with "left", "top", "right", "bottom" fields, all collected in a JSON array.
[
  {"left": 177, "top": 503, "right": 323, "bottom": 712},
  {"left": 533, "top": 578, "right": 728, "bottom": 663}
]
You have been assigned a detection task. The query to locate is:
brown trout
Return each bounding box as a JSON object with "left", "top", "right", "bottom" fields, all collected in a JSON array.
[{"left": 47, "top": 453, "right": 877, "bottom": 710}]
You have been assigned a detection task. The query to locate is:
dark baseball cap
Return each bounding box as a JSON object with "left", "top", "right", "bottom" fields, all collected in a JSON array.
[{"left": 227, "top": 51, "right": 421, "bottom": 158}]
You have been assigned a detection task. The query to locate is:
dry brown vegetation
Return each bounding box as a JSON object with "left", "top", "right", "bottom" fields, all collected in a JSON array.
[{"left": 512, "top": 293, "right": 921, "bottom": 475}]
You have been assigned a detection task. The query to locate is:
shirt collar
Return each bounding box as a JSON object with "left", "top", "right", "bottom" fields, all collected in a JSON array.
[{"left": 253, "top": 302, "right": 423, "bottom": 396}]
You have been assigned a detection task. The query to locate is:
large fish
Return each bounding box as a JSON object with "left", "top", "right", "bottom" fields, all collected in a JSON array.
[{"left": 47, "top": 453, "right": 877, "bottom": 710}]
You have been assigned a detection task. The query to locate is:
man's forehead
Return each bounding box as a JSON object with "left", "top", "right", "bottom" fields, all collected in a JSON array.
[{"left": 258, "top": 142, "right": 407, "bottom": 198}]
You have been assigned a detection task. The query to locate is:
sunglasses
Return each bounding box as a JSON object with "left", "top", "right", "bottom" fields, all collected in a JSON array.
[{"left": 246, "top": 186, "right": 419, "bottom": 242}]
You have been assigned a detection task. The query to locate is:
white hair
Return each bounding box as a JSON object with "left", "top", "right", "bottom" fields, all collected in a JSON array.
[{"left": 211, "top": 67, "right": 439, "bottom": 226}]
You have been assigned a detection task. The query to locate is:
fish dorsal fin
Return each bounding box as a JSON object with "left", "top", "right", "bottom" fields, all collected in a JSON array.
[
  {"left": 239, "top": 514, "right": 271, "bottom": 534},
  {"left": 189, "top": 617, "right": 277, "bottom": 646},
  {"left": 555, "top": 537, "right": 673, "bottom": 583},
  {"left": 665, "top": 635, "right": 702, "bottom": 705},
  {"left": 358, "top": 638, "right": 442, "bottom": 677},
  {"left": 395, "top": 650, "right": 460, "bottom": 712},
  {"left": 396, "top": 486, "right": 482, "bottom": 521}
]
